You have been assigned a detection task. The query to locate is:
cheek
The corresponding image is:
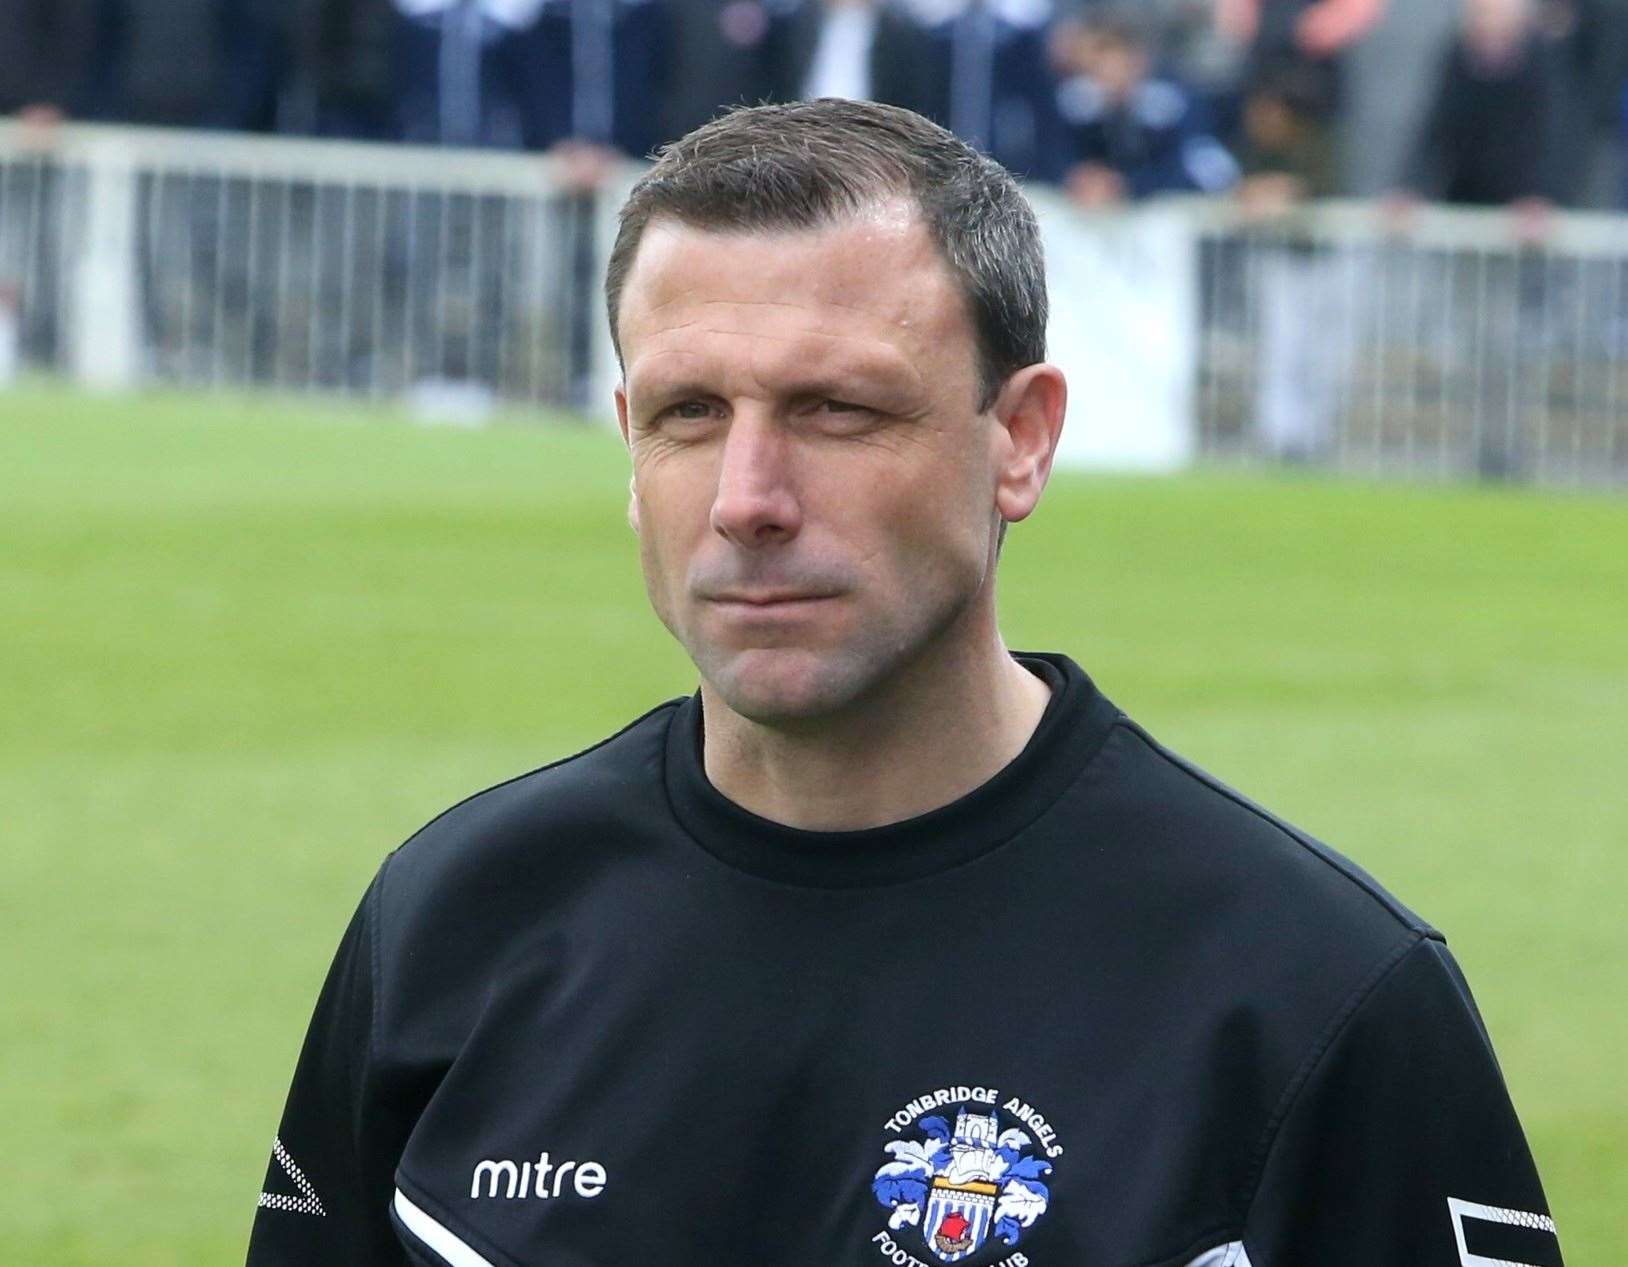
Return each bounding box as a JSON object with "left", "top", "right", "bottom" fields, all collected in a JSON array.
[
  {"left": 634, "top": 510, "right": 690, "bottom": 641},
  {"left": 852, "top": 465, "right": 992, "bottom": 590},
  {"left": 634, "top": 493, "right": 680, "bottom": 581},
  {"left": 633, "top": 476, "right": 710, "bottom": 593},
  {"left": 907, "top": 439, "right": 995, "bottom": 534}
]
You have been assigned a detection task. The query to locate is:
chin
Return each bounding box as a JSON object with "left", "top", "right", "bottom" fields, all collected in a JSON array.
[{"left": 700, "top": 645, "right": 884, "bottom": 724}]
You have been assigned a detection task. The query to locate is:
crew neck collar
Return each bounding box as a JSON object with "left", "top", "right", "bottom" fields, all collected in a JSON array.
[{"left": 662, "top": 652, "right": 1120, "bottom": 888}]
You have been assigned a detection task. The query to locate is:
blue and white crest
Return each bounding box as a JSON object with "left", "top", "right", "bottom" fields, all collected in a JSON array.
[{"left": 872, "top": 1094, "right": 1058, "bottom": 1263}]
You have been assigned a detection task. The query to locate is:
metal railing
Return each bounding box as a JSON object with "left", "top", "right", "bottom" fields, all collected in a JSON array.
[
  {"left": 3, "top": 122, "right": 1625, "bottom": 485},
  {"left": 1187, "top": 201, "right": 1628, "bottom": 486},
  {"left": 0, "top": 122, "right": 627, "bottom": 414}
]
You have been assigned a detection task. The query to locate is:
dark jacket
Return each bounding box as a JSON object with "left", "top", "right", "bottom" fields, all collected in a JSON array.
[
  {"left": 390, "top": 0, "right": 666, "bottom": 154},
  {"left": 283, "top": 0, "right": 399, "bottom": 139},
  {"left": 511, "top": 0, "right": 668, "bottom": 155},
  {"left": 1245, "top": 0, "right": 1342, "bottom": 119},
  {"left": 765, "top": 1, "right": 937, "bottom": 119},
  {"left": 0, "top": 0, "right": 99, "bottom": 114},
  {"left": 1057, "top": 73, "right": 1238, "bottom": 197},
  {"left": 90, "top": 0, "right": 282, "bottom": 128},
  {"left": 919, "top": 1, "right": 1065, "bottom": 182},
  {"left": 657, "top": 0, "right": 782, "bottom": 145},
  {"left": 1404, "top": 32, "right": 1571, "bottom": 205}
]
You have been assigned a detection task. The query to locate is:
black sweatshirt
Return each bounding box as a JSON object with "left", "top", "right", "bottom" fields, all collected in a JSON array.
[
  {"left": 0, "top": 0, "right": 98, "bottom": 114},
  {"left": 1404, "top": 33, "right": 1571, "bottom": 206},
  {"left": 248, "top": 653, "right": 1560, "bottom": 1267}
]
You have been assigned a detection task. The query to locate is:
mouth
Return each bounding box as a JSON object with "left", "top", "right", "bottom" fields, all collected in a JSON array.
[
  {"left": 708, "top": 592, "right": 838, "bottom": 610},
  {"left": 704, "top": 591, "right": 843, "bottom": 621}
]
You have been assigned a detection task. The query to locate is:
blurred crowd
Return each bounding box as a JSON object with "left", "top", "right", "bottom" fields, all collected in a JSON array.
[{"left": 4, "top": 0, "right": 1628, "bottom": 213}]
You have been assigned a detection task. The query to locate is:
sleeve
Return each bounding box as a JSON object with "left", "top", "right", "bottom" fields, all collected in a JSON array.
[
  {"left": 245, "top": 872, "right": 410, "bottom": 1266},
  {"left": 1243, "top": 936, "right": 1562, "bottom": 1267},
  {"left": 1150, "top": 101, "right": 1240, "bottom": 198}
]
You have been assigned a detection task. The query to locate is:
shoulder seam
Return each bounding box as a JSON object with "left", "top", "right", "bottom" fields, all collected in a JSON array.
[
  {"left": 1237, "top": 931, "right": 1430, "bottom": 1234},
  {"left": 385, "top": 697, "right": 688, "bottom": 862},
  {"left": 1118, "top": 721, "right": 1429, "bottom": 934},
  {"left": 365, "top": 700, "right": 685, "bottom": 1055}
]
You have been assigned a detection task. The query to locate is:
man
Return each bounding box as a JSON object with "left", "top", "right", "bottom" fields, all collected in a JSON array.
[
  {"left": 89, "top": 0, "right": 283, "bottom": 129},
  {"left": 0, "top": 0, "right": 98, "bottom": 126},
  {"left": 657, "top": 0, "right": 781, "bottom": 147},
  {"left": 380, "top": 0, "right": 665, "bottom": 156},
  {"left": 917, "top": 0, "right": 1067, "bottom": 182},
  {"left": 766, "top": 0, "right": 938, "bottom": 119},
  {"left": 1219, "top": 0, "right": 1386, "bottom": 124},
  {"left": 0, "top": 0, "right": 100, "bottom": 375},
  {"left": 247, "top": 100, "right": 1562, "bottom": 1266},
  {"left": 1399, "top": 0, "right": 1571, "bottom": 212},
  {"left": 1054, "top": 11, "right": 1239, "bottom": 206}
]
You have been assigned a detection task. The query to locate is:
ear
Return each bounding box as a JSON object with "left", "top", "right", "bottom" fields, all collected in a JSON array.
[
  {"left": 615, "top": 384, "right": 640, "bottom": 535},
  {"left": 990, "top": 363, "right": 1067, "bottom": 526}
]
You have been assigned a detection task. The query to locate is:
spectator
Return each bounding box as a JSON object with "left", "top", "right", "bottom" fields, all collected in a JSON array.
[
  {"left": 510, "top": 0, "right": 667, "bottom": 159},
  {"left": 659, "top": 0, "right": 781, "bottom": 144},
  {"left": 1541, "top": 0, "right": 1628, "bottom": 206},
  {"left": 388, "top": 0, "right": 547, "bottom": 149},
  {"left": 1053, "top": 11, "right": 1238, "bottom": 205},
  {"left": 1234, "top": 59, "right": 1338, "bottom": 206},
  {"left": 91, "top": 0, "right": 283, "bottom": 129},
  {"left": 1144, "top": 0, "right": 1250, "bottom": 109},
  {"left": 918, "top": 0, "right": 1066, "bottom": 181},
  {"left": 1400, "top": 0, "right": 1572, "bottom": 212},
  {"left": 1234, "top": 63, "right": 1345, "bottom": 462},
  {"left": 1219, "top": 0, "right": 1386, "bottom": 123},
  {"left": 285, "top": 0, "right": 666, "bottom": 157},
  {"left": 767, "top": 0, "right": 938, "bottom": 118},
  {"left": 0, "top": 0, "right": 99, "bottom": 124},
  {"left": 0, "top": 0, "right": 100, "bottom": 376},
  {"left": 283, "top": 0, "right": 400, "bottom": 140}
]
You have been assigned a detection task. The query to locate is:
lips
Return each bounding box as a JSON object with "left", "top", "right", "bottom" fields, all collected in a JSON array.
[
  {"left": 703, "top": 591, "right": 842, "bottom": 626},
  {"left": 708, "top": 591, "right": 835, "bottom": 606}
]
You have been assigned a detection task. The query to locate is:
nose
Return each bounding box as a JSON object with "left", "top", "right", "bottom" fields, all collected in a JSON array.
[{"left": 709, "top": 412, "right": 802, "bottom": 548}]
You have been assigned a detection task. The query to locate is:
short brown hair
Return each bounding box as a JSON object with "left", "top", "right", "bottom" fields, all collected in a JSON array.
[{"left": 604, "top": 99, "right": 1048, "bottom": 410}]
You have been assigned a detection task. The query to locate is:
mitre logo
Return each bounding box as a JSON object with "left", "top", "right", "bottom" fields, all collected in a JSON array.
[
  {"left": 470, "top": 1152, "right": 607, "bottom": 1201},
  {"left": 870, "top": 1085, "right": 1063, "bottom": 1266}
]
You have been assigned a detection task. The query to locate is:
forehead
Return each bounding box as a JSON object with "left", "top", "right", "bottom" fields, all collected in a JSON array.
[{"left": 616, "top": 206, "right": 974, "bottom": 393}]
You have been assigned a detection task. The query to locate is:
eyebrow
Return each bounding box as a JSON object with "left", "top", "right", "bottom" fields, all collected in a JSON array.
[
  {"left": 628, "top": 378, "right": 712, "bottom": 406},
  {"left": 629, "top": 360, "right": 921, "bottom": 409}
]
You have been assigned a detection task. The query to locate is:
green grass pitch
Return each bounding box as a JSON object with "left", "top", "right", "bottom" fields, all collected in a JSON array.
[{"left": 2, "top": 384, "right": 1624, "bottom": 1263}]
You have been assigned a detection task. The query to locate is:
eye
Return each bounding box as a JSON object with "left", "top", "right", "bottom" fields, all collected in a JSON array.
[
  {"left": 808, "top": 398, "right": 883, "bottom": 434},
  {"left": 808, "top": 399, "right": 881, "bottom": 427},
  {"left": 642, "top": 399, "right": 721, "bottom": 433}
]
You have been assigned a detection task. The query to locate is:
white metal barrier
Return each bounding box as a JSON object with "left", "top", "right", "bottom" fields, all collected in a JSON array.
[
  {"left": 0, "top": 121, "right": 630, "bottom": 414},
  {"left": 3, "top": 122, "right": 1626, "bottom": 485},
  {"left": 1185, "top": 200, "right": 1628, "bottom": 486}
]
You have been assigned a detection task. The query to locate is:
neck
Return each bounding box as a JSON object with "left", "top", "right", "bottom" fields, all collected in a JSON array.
[{"left": 699, "top": 617, "right": 1052, "bottom": 831}]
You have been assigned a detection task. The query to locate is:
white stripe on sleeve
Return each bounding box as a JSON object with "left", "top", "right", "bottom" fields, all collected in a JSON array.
[{"left": 393, "top": 1188, "right": 499, "bottom": 1267}]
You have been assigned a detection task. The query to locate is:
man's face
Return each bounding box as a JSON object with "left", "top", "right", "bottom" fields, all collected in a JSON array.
[
  {"left": 1089, "top": 39, "right": 1149, "bottom": 103},
  {"left": 615, "top": 204, "right": 1010, "bottom": 723}
]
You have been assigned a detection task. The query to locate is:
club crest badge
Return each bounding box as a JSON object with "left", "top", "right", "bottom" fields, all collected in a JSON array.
[{"left": 870, "top": 1085, "right": 1063, "bottom": 1266}]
